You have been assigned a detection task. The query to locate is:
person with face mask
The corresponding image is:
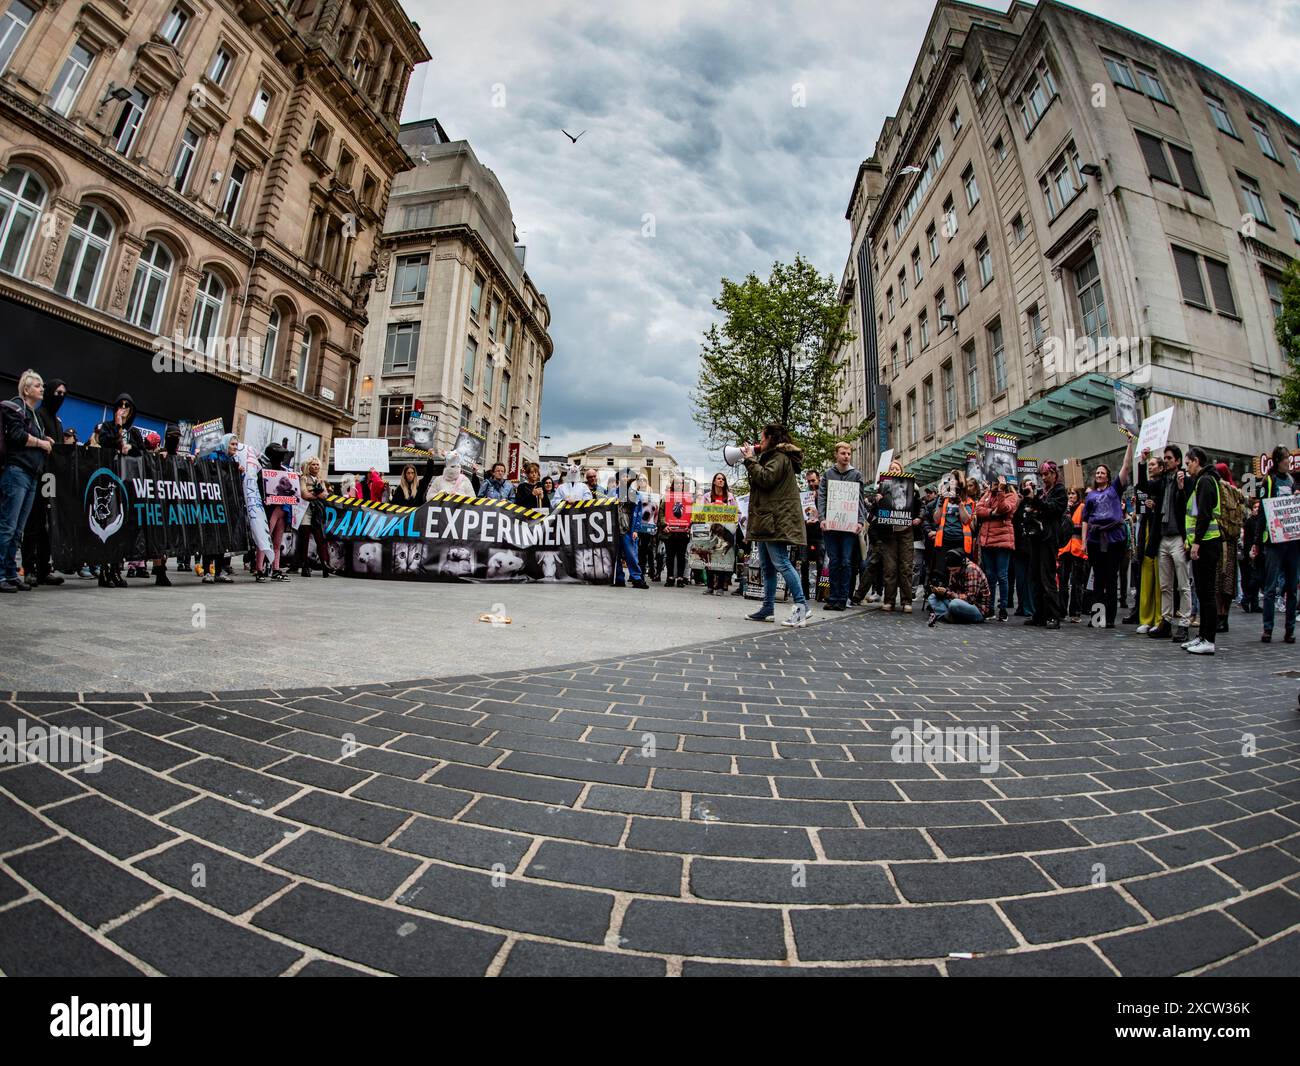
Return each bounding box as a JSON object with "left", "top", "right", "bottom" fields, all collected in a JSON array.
[
  {"left": 259, "top": 441, "right": 295, "bottom": 581},
  {"left": 552, "top": 463, "right": 592, "bottom": 505},
  {"left": 424, "top": 451, "right": 475, "bottom": 499},
  {"left": 20, "top": 377, "right": 67, "bottom": 586},
  {"left": 196, "top": 432, "right": 238, "bottom": 584}
]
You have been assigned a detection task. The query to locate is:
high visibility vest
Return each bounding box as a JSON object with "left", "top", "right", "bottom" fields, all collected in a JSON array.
[
  {"left": 932, "top": 498, "right": 972, "bottom": 554},
  {"left": 1060, "top": 503, "right": 1087, "bottom": 559},
  {"left": 1184, "top": 476, "right": 1221, "bottom": 547}
]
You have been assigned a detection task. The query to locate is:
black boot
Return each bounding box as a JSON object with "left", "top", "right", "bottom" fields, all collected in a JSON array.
[
  {"left": 112, "top": 569, "right": 128, "bottom": 588},
  {"left": 153, "top": 566, "right": 171, "bottom": 587},
  {"left": 97, "top": 570, "right": 111, "bottom": 588}
]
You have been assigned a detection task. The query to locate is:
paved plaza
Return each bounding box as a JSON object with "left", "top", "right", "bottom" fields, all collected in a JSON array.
[{"left": 1, "top": 582, "right": 1299, "bottom": 976}]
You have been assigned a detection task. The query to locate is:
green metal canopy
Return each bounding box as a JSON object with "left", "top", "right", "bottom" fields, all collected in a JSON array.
[{"left": 906, "top": 373, "right": 1118, "bottom": 485}]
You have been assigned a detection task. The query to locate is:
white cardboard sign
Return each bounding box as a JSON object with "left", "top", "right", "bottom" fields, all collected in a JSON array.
[
  {"left": 1135, "top": 407, "right": 1174, "bottom": 458},
  {"left": 823, "top": 479, "right": 860, "bottom": 532},
  {"left": 1263, "top": 494, "right": 1300, "bottom": 543},
  {"left": 334, "top": 437, "right": 390, "bottom": 472}
]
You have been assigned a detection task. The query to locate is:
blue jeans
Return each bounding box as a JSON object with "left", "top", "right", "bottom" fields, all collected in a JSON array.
[
  {"left": 926, "top": 593, "right": 985, "bottom": 623},
  {"left": 822, "top": 531, "right": 856, "bottom": 606},
  {"left": 1262, "top": 541, "right": 1300, "bottom": 634},
  {"left": 617, "top": 533, "right": 642, "bottom": 583},
  {"left": 759, "top": 540, "right": 805, "bottom": 612},
  {"left": 0, "top": 464, "right": 39, "bottom": 582},
  {"left": 981, "top": 546, "right": 1011, "bottom": 613}
]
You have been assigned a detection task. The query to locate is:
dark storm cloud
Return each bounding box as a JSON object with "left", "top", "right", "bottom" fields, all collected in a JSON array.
[{"left": 404, "top": 0, "right": 1300, "bottom": 473}]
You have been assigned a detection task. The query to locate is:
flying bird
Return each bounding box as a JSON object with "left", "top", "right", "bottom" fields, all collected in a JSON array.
[{"left": 561, "top": 129, "right": 587, "bottom": 144}]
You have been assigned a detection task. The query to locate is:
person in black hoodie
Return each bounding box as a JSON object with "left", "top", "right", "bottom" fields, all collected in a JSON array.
[
  {"left": 1241, "top": 496, "right": 1265, "bottom": 613},
  {"left": 1020, "top": 460, "right": 1067, "bottom": 628},
  {"left": 90, "top": 393, "right": 147, "bottom": 587},
  {"left": 21, "top": 378, "right": 67, "bottom": 585}
]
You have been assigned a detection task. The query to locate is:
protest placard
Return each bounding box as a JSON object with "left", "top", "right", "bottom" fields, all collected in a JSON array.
[
  {"left": 823, "top": 479, "right": 860, "bottom": 532},
  {"left": 1263, "top": 495, "right": 1300, "bottom": 543},
  {"left": 1135, "top": 407, "right": 1174, "bottom": 457},
  {"left": 335, "top": 438, "right": 390, "bottom": 472}
]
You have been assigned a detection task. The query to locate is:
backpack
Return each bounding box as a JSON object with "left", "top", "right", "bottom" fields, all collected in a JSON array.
[
  {"left": 1218, "top": 480, "right": 1244, "bottom": 540},
  {"left": 0, "top": 398, "right": 23, "bottom": 466}
]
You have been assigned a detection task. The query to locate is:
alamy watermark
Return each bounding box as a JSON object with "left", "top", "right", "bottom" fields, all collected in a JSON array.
[
  {"left": 1042, "top": 329, "right": 1151, "bottom": 384},
  {"left": 890, "top": 719, "right": 1000, "bottom": 774},
  {"left": 0, "top": 719, "right": 103, "bottom": 772},
  {"left": 151, "top": 333, "right": 263, "bottom": 376}
]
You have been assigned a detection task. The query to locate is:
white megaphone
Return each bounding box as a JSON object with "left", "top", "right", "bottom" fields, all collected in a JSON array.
[{"left": 722, "top": 445, "right": 747, "bottom": 466}]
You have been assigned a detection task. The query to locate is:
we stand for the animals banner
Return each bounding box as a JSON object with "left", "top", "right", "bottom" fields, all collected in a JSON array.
[
  {"left": 301, "top": 493, "right": 619, "bottom": 582},
  {"left": 48, "top": 447, "right": 249, "bottom": 567}
]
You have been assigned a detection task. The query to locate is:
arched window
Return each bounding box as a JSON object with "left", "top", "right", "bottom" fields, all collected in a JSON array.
[
  {"left": 0, "top": 165, "right": 45, "bottom": 276},
  {"left": 187, "top": 270, "right": 225, "bottom": 351},
  {"left": 55, "top": 202, "right": 114, "bottom": 306},
  {"left": 262, "top": 306, "right": 280, "bottom": 377},
  {"left": 125, "top": 239, "right": 173, "bottom": 333},
  {"left": 295, "top": 324, "right": 313, "bottom": 392}
]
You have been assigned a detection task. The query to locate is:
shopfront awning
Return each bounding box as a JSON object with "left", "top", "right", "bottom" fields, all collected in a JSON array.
[{"left": 906, "top": 373, "right": 1118, "bottom": 484}]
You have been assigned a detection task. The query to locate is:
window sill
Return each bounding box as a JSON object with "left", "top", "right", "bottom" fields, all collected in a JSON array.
[
  {"left": 991, "top": 391, "right": 1007, "bottom": 403},
  {"left": 391, "top": 297, "right": 425, "bottom": 307}
]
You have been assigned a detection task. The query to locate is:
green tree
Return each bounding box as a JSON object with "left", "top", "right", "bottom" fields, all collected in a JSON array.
[
  {"left": 691, "top": 254, "right": 867, "bottom": 470},
  {"left": 1276, "top": 258, "right": 1300, "bottom": 425}
]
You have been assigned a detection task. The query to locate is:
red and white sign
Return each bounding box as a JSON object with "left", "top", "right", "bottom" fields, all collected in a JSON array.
[{"left": 507, "top": 442, "right": 521, "bottom": 480}]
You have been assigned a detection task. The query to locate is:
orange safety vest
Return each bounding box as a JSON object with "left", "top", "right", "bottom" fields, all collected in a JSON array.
[
  {"left": 932, "top": 497, "right": 973, "bottom": 555},
  {"left": 1059, "top": 503, "right": 1088, "bottom": 559}
]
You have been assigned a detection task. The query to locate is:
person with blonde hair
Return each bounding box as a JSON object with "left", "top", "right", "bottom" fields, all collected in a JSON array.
[
  {"left": 295, "top": 455, "right": 333, "bottom": 577},
  {"left": 1, "top": 370, "right": 53, "bottom": 592}
]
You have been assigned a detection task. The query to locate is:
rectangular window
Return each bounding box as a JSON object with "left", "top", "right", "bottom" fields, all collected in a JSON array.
[
  {"left": 973, "top": 66, "right": 987, "bottom": 97},
  {"left": 926, "top": 223, "right": 939, "bottom": 262},
  {"left": 51, "top": 40, "right": 94, "bottom": 116},
  {"left": 898, "top": 269, "right": 908, "bottom": 304},
  {"left": 483, "top": 362, "right": 493, "bottom": 406},
  {"left": 382, "top": 321, "right": 420, "bottom": 373},
  {"left": 1166, "top": 143, "right": 1205, "bottom": 197},
  {"left": 1135, "top": 63, "right": 1169, "bottom": 104},
  {"left": 912, "top": 248, "right": 923, "bottom": 284},
  {"left": 936, "top": 288, "right": 948, "bottom": 330},
  {"left": 208, "top": 46, "right": 233, "bottom": 87},
  {"left": 1137, "top": 130, "right": 1175, "bottom": 185},
  {"left": 160, "top": 5, "right": 189, "bottom": 46},
  {"left": 1102, "top": 50, "right": 1137, "bottom": 91},
  {"left": 1011, "top": 214, "right": 1025, "bottom": 244},
  {"left": 401, "top": 202, "right": 434, "bottom": 230},
  {"left": 1204, "top": 258, "right": 1237, "bottom": 317},
  {"left": 1041, "top": 175, "right": 1057, "bottom": 218},
  {"left": 941, "top": 360, "right": 955, "bottom": 425},
  {"left": 172, "top": 127, "right": 201, "bottom": 192},
  {"left": 1289, "top": 141, "right": 1300, "bottom": 173},
  {"left": 994, "top": 135, "right": 1007, "bottom": 161},
  {"left": 907, "top": 391, "right": 917, "bottom": 446},
  {"left": 988, "top": 320, "right": 1007, "bottom": 395},
  {"left": 943, "top": 195, "right": 957, "bottom": 239},
  {"left": 963, "top": 164, "right": 980, "bottom": 209},
  {"left": 0, "top": 1, "right": 32, "bottom": 75},
  {"left": 503, "top": 317, "right": 516, "bottom": 359},
  {"left": 976, "top": 237, "right": 993, "bottom": 286},
  {"left": 463, "top": 337, "right": 477, "bottom": 388},
  {"left": 903, "top": 327, "right": 913, "bottom": 365},
  {"left": 470, "top": 274, "right": 484, "bottom": 318},
  {"left": 488, "top": 297, "right": 500, "bottom": 338},
  {"left": 1283, "top": 197, "right": 1300, "bottom": 242},
  {"left": 1028, "top": 305, "right": 1045, "bottom": 348},
  {"left": 923, "top": 377, "right": 935, "bottom": 437},
  {"left": 222, "top": 163, "right": 247, "bottom": 222},
  {"left": 950, "top": 107, "right": 962, "bottom": 137},
  {"left": 1172, "top": 245, "right": 1208, "bottom": 307},
  {"left": 460, "top": 404, "right": 470, "bottom": 429},
  {"left": 954, "top": 264, "right": 969, "bottom": 309},
  {"left": 1019, "top": 58, "right": 1057, "bottom": 132},
  {"left": 964, "top": 341, "right": 979, "bottom": 410},
  {"left": 112, "top": 88, "right": 149, "bottom": 155},
  {"left": 891, "top": 402, "right": 902, "bottom": 446},
  {"left": 1206, "top": 93, "right": 1237, "bottom": 137},
  {"left": 894, "top": 138, "right": 946, "bottom": 238},
  {"left": 1265, "top": 271, "right": 1284, "bottom": 319},
  {"left": 1074, "top": 253, "right": 1109, "bottom": 340},
  {"left": 919, "top": 309, "right": 930, "bottom": 350},
  {"left": 379, "top": 394, "right": 411, "bottom": 443},
  {"left": 1240, "top": 173, "right": 1270, "bottom": 225},
  {"left": 500, "top": 370, "right": 509, "bottom": 413},
  {"left": 249, "top": 86, "right": 272, "bottom": 125},
  {"left": 392, "top": 254, "right": 428, "bottom": 304},
  {"left": 1251, "top": 116, "right": 1279, "bottom": 161},
  {"left": 890, "top": 342, "right": 899, "bottom": 377},
  {"left": 886, "top": 287, "right": 895, "bottom": 320}
]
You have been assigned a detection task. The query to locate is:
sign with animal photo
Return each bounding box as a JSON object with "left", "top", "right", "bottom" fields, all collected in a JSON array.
[
  {"left": 190, "top": 417, "right": 225, "bottom": 458},
  {"left": 800, "top": 489, "right": 817, "bottom": 524},
  {"left": 688, "top": 504, "right": 739, "bottom": 572},
  {"left": 875, "top": 475, "right": 917, "bottom": 528},
  {"left": 978, "top": 432, "right": 1019, "bottom": 486},
  {"left": 822, "top": 479, "right": 861, "bottom": 532},
  {"left": 663, "top": 490, "right": 693, "bottom": 532},
  {"left": 318, "top": 494, "right": 618, "bottom": 583},
  {"left": 1263, "top": 495, "right": 1300, "bottom": 543},
  {"left": 48, "top": 446, "right": 248, "bottom": 567},
  {"left": 261, "top": 469, "right": 300, "bottom": 505},
  {"left": 403, "top": 412, "right": 439, "bottom": 454},
  {"left": 1112, "top": 382, "right": 1141, "bottom": 436},
  {"left": 452, "top": 429, "right": 487, "bottom": 471}
]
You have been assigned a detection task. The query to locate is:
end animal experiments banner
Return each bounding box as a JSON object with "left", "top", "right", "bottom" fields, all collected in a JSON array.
[
  {"left": 313, "top": 493, "right": 618, "bottom": 583},
  {"left": 875, "top": 475, "right": 917, "bottom": 528},
  {"left": 49, "top": 446, "right": 249, "bottom": 567}
]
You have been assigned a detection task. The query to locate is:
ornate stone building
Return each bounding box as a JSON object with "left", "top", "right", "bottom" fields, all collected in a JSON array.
[{"left": 0, "top": 0, "right": 428, "bottom": 458}]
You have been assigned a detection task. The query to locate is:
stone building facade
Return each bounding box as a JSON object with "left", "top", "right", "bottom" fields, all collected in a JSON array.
[{"left": 0, "top": 0, "right": 428, "bottom": 459}]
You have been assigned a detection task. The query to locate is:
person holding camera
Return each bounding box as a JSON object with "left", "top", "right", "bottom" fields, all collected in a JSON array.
[
  {"left": 741, "top": 424, "right": 809, "bottom": 627},
  {"left": 975, "top": 474, "right": 1019, "bottom": 622},
  {"left": 1020, "top": 461, "right": 1068, "bottom": 628},
  {"left": 926, "top": 549, "right": 991, "bottom": 625},
  {"left": 930, "top": 469, "right": 975, "bottom": 570},
  {"left": 1081, "top": 433, "right": 1134, "bottom": 628},
  {"left": 1011, "top": 476, "right": 1037, "bottom": 618}
]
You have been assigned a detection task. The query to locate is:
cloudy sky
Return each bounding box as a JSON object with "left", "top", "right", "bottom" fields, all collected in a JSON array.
[{"left": 400, "top": 0, "right": 1300, "bottom": 475}]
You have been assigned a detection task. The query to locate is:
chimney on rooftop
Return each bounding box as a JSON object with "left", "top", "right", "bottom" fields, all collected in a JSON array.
[
  {"left": 655, "top": 441, "right": 665, "bottom": 451},
  {"left": 631, "top": 434, "right": 642, "bottom": 453}
]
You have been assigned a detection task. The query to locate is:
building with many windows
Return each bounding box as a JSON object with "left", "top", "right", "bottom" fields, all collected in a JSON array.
[
  {"left": 837, "top": 0, "right": 1300, "bottom": 483},
  {"left": 566, "top": 436, "right": 678, "bottom": 493},
  {"left": 353, "top": 119, "right": 552, "bottom": 473},
  {"left": 0, "top": 1, "right": 428, "bottom": 459}
]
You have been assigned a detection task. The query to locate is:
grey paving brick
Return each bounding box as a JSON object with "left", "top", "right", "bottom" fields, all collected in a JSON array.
[
  {"left": 0, "top": 762, "right": 87, "bottom": 807},
  {"left": 463, "top": 795, "right": 625, "bottom": 845},
  {"left": 930, "top": 821, "right": 1090, "bottom": 858},
  {"left": 625, "top": 818, "right": 814, "bottom": 859},
  {"left": 527, "top": 840, "right": 681, "bottom": 895},
  {"left": 1124, "top": 866, "right": 1240, "bottom": 919},
  {"left": 169, "top": 758, "right": 301, "bottom": 809},
  {"left": 134, "top": 838, "right": 290, "bottom": 915},
  {"left": 162, "top": 796, "right": 294, "bottom": 857},
  {"left": 1226, "top": 887, "right": 1300, "bottom": 938},
  {"left": 42, "top": 794, "right": 174, "bottom": 859},
  {"left": 68, "top": 758, "right": 196, "bottom": 815},
  {"left": 0, "top": 900, "right": 143, "bottom": 976},
  {"left": 109, "top": 897, "right": 301, "bottom": 976},
  {"left": 891, "top": 857, "right": 1052, "bottom": 903},
  {"left": 1202, "top": 932, "right": 1300, "bottom": 977},
  {"left": 853, "top": 801, "right": 1000, "bottom": 828},
  {"left": 7, "top": 837, "right": 159, "bottom": 926},
  {"left": 620, "top": 899, "right": 785, "bottom": 959},
  {"left": 791, "top": 903, "right": 1017, "bottom": 961},
  {"left": 266, "top": 830, "right": 418, "bottom": 900},
  {"left": 999, "top": 886, "right": 1145, "bottom": 943},
  {"left": 100, "top": 729, "right": 197, "bottom": 771},
  {"left": 1031, "top": 843, "right": 1163, "bottom": 887},
  {"left": 350, "top": 776, "right": 473, "bottom": 819},
  {"left": 501, "top": 940, "right": 667, "bottom": 977},
  {"left": 390, "top": 817, "right": 532, "bottom": 869},
  {"left": 1097, "top": 910, "right": 1255, "bottom": 977},
  {"left": 426, "top": 763, "right": 582, "bottom": 806},
  {"left": 691, "top": 858, "right": 896, "bottom": 904},
  {"left": 1214, "top": 845, "right": 1300, "bottom": 890},
  {"left": 819, "top": 828, "right": 934, "bottom": 860},
  {"left": 583, "top": 784, "right": 681, "bottom": 817},
  {"left": 274, "top": 791, "right": 411, "bottom": 844},
  {"left": 947, "top": 943, "right": 1114, "bottom": 977},
  {"left": 266, "top": 755, "right": 373, "bottom": 793}
]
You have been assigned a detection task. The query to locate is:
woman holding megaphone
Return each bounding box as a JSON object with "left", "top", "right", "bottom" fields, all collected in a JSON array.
[{"left": 740, "top": 424, "right": 809, "bottom": 628}]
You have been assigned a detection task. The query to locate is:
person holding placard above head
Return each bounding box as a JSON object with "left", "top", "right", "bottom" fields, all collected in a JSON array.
[
  {"left": 1258, "top": 444, "right": 1297, "bottom": 644},
  {"left": 1139, "top": 443, "right": 1192, "bottom": 643},
  {"left": 816, "top": 442, "right": 868, "bottom": 611},
  {"left": 931, "top": 469, "right": 975, "bottom": 574},
  {"left": 1080, "top": 432, "right": 1134, "bottom": 628},
  {"left": 741, "top": 424, "right": 809, "bottom": 628}
]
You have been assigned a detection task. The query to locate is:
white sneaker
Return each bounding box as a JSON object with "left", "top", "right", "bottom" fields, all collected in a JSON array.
[
  {"left": 1136, "top": 624, "right": 1151, "bottom": 634},
  {"left": 1182, "top": 637, "right": 1201, "bottom": 650},
  {"left": 866, "top": 592, "right": 881, "bottom": 603},
  {"left": 1187, "top": 640, "right": 1215, "bottom": 655},
  {"left": 782, "top": 603, "right": 809, "bottom": 628}
]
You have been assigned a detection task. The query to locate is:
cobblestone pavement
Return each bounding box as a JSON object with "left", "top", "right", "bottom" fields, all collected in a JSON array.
[{"left": 2, "top": 610, "right": 1299, "bottom": 976}]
